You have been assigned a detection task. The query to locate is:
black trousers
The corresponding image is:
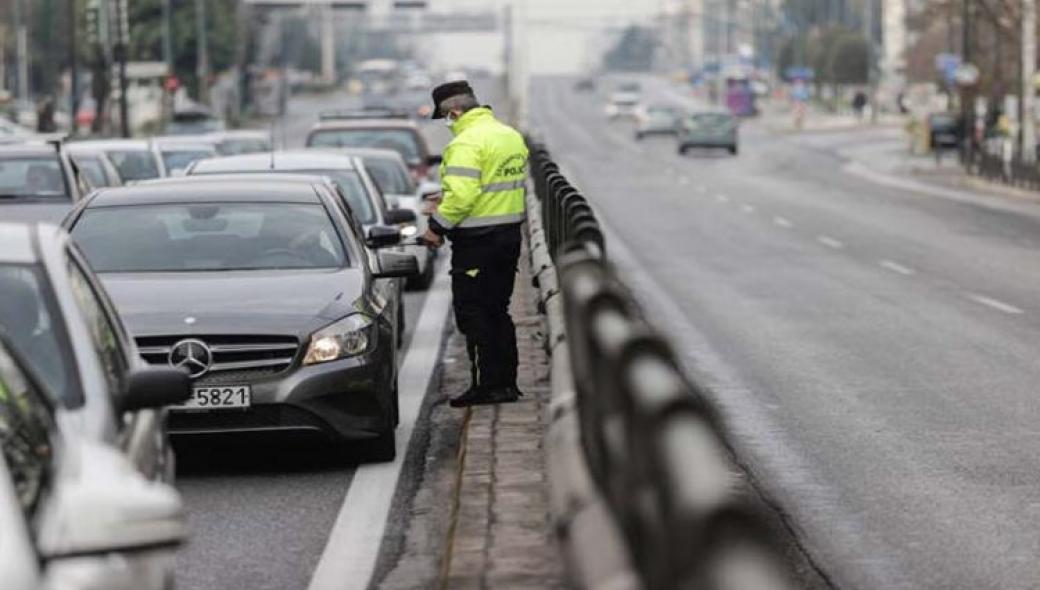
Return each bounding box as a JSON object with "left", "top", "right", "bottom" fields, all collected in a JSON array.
[{"left": 450, "top": 225, "right": 522, "bottom": 390}]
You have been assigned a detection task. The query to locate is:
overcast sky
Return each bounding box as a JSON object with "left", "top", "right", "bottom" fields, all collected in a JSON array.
[{"left": 424, "top": 0, "right": 661, "bottom": 74}]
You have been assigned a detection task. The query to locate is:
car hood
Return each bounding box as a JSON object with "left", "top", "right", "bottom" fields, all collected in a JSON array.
[
  {"left": 99, "top": 268, "right": 367, "bottom": 339},
  {"left": 0, "top": 201, "right": 73, "bottom": 223}
]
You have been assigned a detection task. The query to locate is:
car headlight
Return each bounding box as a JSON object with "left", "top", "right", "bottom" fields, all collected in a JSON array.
[{"left": 303, "top": 313, "right": 374, "bottom": 365}]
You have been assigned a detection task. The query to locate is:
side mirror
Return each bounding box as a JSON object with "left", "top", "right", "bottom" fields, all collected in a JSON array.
[
  {"left": 37, "top": 441, "right": 187, "bottom": 560},
  {"left": 384, "top": 208, "right": 416, "bottom": 225},
  {"left": 366, "top": 225, "right": 402, "bottom": 249},
  {"left": 121, "top": 367, "right": 191, "bottom": 412},
  {"left": 374, "top": 251, "right": 419, "bottom": 278},
  {"left": 426, "top": 154, "right": 442, "bottom": 166}
]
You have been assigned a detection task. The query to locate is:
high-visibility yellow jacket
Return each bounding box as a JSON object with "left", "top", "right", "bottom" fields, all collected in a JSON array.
[{"left": 430, "top": 107, "right": 528, "bottom": 237}]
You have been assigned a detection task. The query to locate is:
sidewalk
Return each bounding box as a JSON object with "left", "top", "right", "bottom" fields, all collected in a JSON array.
[{"left": 374, "top": 239, "right": 566, "bottom": 590}]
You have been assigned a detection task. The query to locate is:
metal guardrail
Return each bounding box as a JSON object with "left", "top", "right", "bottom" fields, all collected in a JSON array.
[{"left": 527, "top": 139, "right": 794, "bottom": 590}]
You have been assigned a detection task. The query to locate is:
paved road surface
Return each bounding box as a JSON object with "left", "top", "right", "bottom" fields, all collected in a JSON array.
[{"left": 531, "top": 75, "right": 1040, "bottom": 589}]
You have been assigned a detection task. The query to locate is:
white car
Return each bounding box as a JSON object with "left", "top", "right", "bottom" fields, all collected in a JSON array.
[
  {"left": 605, "top": 92, "right": 641, "bottom": 120},
  {"left": 67, "top": 140, "right": 167, "bottom": 183},
  {"left": 0, "top": 338, "right": 187, "bottom": 590},
  {"left": 316, "top": 146, "right": 438, "bottom": 289},
  {"left": 151, "top": 138, "right": 217, "bottom": 176}
]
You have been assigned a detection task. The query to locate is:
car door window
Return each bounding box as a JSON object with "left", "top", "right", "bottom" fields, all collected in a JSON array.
[
  {"left": 0, "top": 345, "right": 54, "bottom": 517},
  {"left": 66, "top": 257, "right": 128, "bottom": 397}
]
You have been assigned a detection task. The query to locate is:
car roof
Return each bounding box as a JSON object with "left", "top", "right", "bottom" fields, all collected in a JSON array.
[
  {"left": 85, "top": 174, "right": 328, "bottom": 207},
  {"left": 0, "top": 222, "right": 38, "bottom": 263},
  {"left": 68, "top": 139, "right": 151, "bottom": 151},
  {"left": 155, "top": 141, "right": 216, "bottom": 152},
  {"left": 315, "top": 146, "right": 407, "bottom": 162},
  {"left": 309, "top": 118, "right": 420, "bottom": 132},
  {"left": 190, "top": 150, "right": 360, "bottom": 173},
  {"left": 212, "top": 130, "right": 271, "bottom": 140},
  {"left": 0, "top": 143, "right": 59, "bottom": 157}
]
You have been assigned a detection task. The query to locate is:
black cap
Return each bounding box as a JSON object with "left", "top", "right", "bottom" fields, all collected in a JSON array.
[{"left": 430, "top": 80, "right": 475, "bottom": 119}]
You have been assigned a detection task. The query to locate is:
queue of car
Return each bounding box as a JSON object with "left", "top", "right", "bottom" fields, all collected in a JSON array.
[{"left": 0, "top": 105, "right": 444, "bottom": 588}]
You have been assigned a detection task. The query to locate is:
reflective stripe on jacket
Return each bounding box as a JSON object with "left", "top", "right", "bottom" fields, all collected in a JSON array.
[{"left": 431, "top": 107, "right": 528, "bottom": 236}]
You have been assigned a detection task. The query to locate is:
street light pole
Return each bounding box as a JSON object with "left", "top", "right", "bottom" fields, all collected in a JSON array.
[
  {"left": 195, "top": 0, "right": 210, "bottom": 105},
  {"left": 14, "top": 0, "right": 28, "bottom": 104},
  {"left": 114, "top": 0, "right": 130, "bottom": 137},
  {"left": 1021, "top": 0, "right": 1036, "bottom": 163},
  {"left": 69, "top": 0, "right": 79, "bottom": 127}
]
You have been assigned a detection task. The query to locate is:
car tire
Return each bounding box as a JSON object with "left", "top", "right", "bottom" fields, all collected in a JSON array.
[
  {"left": 678, "top": 145, "right": 688, "bottom": 155},
  {"left": 634, "top": 132, "right": 643, "bottom": 141},
  {"left": 365, "top": 430, "right": 397, "bottom": 462},
  {"left": 729, "top": 145, "right": 739, "bottom": 155}
]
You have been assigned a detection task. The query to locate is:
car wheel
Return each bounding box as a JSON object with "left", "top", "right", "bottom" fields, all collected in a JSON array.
[
  {"left": 729, "top": 145, "right": 739, "bottom": 155},
  {"left": 678, "top": 145, "right": 688, "bottom": 155},
  {"left": 365, "top": 430, "right": 397, "bottom": 462},
  {"left": 634, "top": 132, "right": 643, "bottom": 141}
]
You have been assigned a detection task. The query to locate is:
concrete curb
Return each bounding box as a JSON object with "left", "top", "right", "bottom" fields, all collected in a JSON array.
[{"left": 526, "top": 188, "right": 642, "bottom": 590}]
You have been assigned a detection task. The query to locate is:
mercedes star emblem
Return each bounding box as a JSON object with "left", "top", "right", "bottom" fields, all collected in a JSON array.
[{"left": 169, "top": 338, "right": 213, "bottom": 378}]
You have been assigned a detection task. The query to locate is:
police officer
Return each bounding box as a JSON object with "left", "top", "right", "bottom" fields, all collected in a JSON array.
[{"left": 421, "top": 81, "right": 528, "bottom": 407}]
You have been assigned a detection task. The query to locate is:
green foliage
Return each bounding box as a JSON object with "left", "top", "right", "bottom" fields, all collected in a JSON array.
[
  {"left": 775, "top": 25, "right": 868, "bottom": 85},
  {"left": 828, "top": 34, "right": 869, "bottom": 84},
  {"left": 603, "top": 26, "right": 657, "bottom": 72}
]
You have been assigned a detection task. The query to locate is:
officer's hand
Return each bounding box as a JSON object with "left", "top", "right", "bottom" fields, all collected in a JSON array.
[{"left": 421, "top": 228, "right": 444, "bottom": 249}]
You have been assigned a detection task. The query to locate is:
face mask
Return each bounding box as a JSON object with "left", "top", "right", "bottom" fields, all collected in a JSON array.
[{"left": 443, "top": 114, "right": 456, "bottom": 129}]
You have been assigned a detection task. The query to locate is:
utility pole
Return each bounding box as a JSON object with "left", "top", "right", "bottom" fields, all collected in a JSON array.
[
  {"left": 114, "top": 0, "right": 130, "bottom": 137},
  {"left": 14, "top": 0, "right": 28, "bottom": 104},
  {"left": 195, "top": 0, "right": 210, "bottom": 104},
  {"left": 962, "top": 0, "right": 973, "bottom": 158},
  {"left": 69, "top": 0, "right": 80, "bottom": 127},
  {"left": 1021, "top": 0, "right": 1036, "bottom": 163}
]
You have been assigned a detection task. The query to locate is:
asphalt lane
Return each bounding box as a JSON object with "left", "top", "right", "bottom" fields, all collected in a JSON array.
[
  {"left": 173, "top": 88, "right": 433, "bottom": 590},
  {"left": 532, "top": 76, "right": 1040, "bottom": 589}
]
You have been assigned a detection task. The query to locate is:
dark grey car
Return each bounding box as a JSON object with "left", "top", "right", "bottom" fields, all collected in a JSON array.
[
  {"left": 63, "top": 175, "right": 417, "bottom": 460},
  {"left": 677, "top": 111, "right": 739, "bottom": 155}
]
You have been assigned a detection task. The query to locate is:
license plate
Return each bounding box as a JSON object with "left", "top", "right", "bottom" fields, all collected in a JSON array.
[{"left": 175, "top": 386, "right": 252, "bottom": 410}]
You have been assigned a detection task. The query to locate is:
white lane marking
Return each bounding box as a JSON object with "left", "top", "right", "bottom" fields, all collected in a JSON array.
[
  {"left": 741, "top": 204, "right": 755, "bottom": 214},
  {"left": 308, "top": 260, "right": 453, "bottom": 590},
  {"left": 966, "top": 293, "right": 1024, "bottom": 315},
  {"left": 879, "top": 260, "right": 915, "bottom": 276},
  {"left": 817, "top": 235, "right": 845, "bottom": 249},
  {"left": 773, "top": 216, "right": 793, "bottom": 228},
  {"left": 715, "top": 194, "right": 730, "bottom": 203}
]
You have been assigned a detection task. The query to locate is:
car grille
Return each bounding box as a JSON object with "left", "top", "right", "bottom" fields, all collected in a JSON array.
[{"left": 136, "top": 335, "right": 300, "bottom": 380}]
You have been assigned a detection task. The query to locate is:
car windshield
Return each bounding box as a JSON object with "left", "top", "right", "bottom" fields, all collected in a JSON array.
[
  {"left": 308, "top": 129, "right": 421, "bottom": 162},
  {"left": 364, "top": 157, "right": 413, "bottom": 195},
  {"left": 162, "top": 150, "right": 213, "bottom": 174},
  {"left": 217, "top": 139, "right": 272, "bottom": 156},
  {"left": 299, "top": 170, "right": 376, "bottom": 224},
  {"left": 688, "top": 114, "right": 734, "bottom": 130},
  {"left": 72, "top": 202, "right": 348, "bottom": 272},
  {"left": 73, "top": 156, "right": 110, "bottom": 188},
  {"left": 105, "top": 150, "right": 161, "bottom": 181},
  {"left": 0, "top": 156, "right": 67, "bottom": 200},
  {"left": 0, "top": 265, "right": 74, "bottom": 405}
]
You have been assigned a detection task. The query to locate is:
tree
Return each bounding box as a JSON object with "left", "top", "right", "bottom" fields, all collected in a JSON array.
[
  {"left": 828, "top": 33, "right": 869, "bottom": 84},
  {"left": 603, "top": 26, "right": 657, "bottom": 72}
]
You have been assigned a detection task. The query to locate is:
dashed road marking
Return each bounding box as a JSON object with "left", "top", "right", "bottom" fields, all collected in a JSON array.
[
  {"left": 817, "top": 235, "right": 845, "bottom": 249},
  {"left": 773, "top": 216, "right": 793, "bottom": 228},
  {"left": 741, "top": 204, "right": 755, "bottom": 214},
  {"left": 715, "top": 194, "right": 730, "bottom": 203},
  {"left": 966, "top": 293, "right": 1024, "bottom": 315},
  {"left": 879, "top": 260, "right": 915, "bottom": 276}
]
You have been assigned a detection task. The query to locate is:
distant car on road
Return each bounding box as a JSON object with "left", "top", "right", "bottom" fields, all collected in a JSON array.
[
  {"left": 635, "top": 105, "right": 681, "bottom": 140},
  {"left": 927, "top": 112, "right": 961, "bottom": 151},
  {"left": 0, "top": 336, "right": 187, "bottom": 590},
  {"left": 306, "top": 110, "right": 441, "bottom": 181},
  {"left": 605, "top": 84, "right": 642, "bottom": 120},
  {"left": 68, "top": 139, "right": 166, "bottom": 183},
  {"left": 209, "top": 130, "right": 274, "bottom": 156},
  {"left": 0, "top": 223, "right": 188, "bottom": 482},
  {"left": 677, "top": 110, "right": 739, "bottom": 155},
  {"left": 574, "top": 77, "right": 596, "bottom": 92},
  {"left": 0, "top": 142, "right": 86, "bottom": 223},
  {"left": 65, "top": 175, "right": 418, "bottom": 461}
]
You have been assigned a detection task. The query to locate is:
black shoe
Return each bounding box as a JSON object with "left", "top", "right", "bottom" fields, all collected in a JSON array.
[
  {"left": 485, "top": 386, "right": 521, "bottom": 404},
  {"left": 449, "top": 387, "right": 494, "bottom": 408}
]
